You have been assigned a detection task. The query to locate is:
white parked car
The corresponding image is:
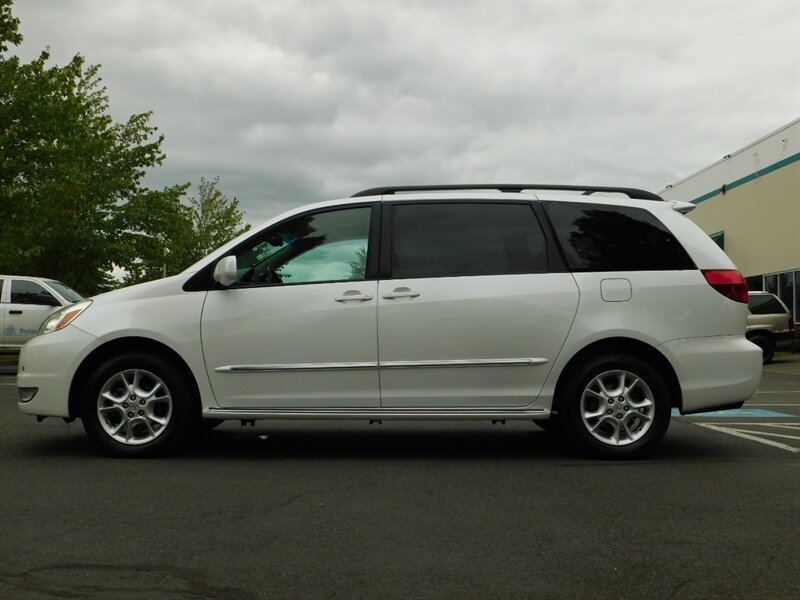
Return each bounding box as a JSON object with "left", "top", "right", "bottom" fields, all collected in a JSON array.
[
  {"left": 17, "top": 185, "right": 762, "bottom": 458},
  {"left": 1, "top": 275, "right": 84, "bottom": 352}
]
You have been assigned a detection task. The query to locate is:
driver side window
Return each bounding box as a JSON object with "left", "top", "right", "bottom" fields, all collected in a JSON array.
[
  {"left": 234, "top": 207, "right": 371, "bottom": 286},
  {"left": 10, "top": 280, "right": 59, "bottom": 305}
]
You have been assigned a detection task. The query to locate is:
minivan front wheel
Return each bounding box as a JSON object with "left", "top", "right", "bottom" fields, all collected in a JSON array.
[
  {"left": 81, "top": 353, "right": 195, "bottom": 457},
  {"left": 561, "top": 355, "right": 671, "bottom": 458}
]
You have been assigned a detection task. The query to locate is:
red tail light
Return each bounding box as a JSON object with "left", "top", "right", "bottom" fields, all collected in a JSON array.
[
  {"left": 701, "top": 270, "right": 748, "bottom": 304},
  {"left": 789, "top": 317, "right": 795, "bottom": 333}
]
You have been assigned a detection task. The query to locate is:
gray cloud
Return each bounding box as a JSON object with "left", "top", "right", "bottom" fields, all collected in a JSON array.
[{"left": 12, "top": 0, "right": 800, "bottom": 224}]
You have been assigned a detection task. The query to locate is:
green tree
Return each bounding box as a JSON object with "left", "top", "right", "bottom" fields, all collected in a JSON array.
[
  {"left": 0, "top": 0, "right": 189, "bottom": 294},
  {"left": 183, "top": 177, "right": 251, "bottom": 265},
  {"left": 0, "top": 0, "right": 21, "bottom": 53},
  {"left": 116, "top": 187, "right": 194, "bottom": 286}
]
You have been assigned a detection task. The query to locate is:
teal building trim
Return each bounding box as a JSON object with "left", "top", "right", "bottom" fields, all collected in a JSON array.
[{"left": 691, "top": 151, "right": 800, "bottom": 205}]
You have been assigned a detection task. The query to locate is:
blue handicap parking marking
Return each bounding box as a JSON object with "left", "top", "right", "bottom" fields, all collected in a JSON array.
[{"left": 672, "top": 408, "right": 796, "bottom": 418}]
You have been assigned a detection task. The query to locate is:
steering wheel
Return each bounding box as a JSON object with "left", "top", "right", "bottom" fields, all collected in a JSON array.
[{"left": 253, "top": 265, "right": 282, "bottom": 284}]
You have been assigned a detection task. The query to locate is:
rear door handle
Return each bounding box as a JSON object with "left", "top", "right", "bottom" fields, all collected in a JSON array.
[
  {"left": 382, "top": 287, "right": 420, "bottom": 300},
  {"left": 9, "top": 310, "right": 22, "bottom": 314},
  {"left": 334, "top": 291, "right": 373, "bottom": 302}
]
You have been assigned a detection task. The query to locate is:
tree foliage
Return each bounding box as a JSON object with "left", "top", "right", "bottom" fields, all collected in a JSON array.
[
  {"left": 0, "top": 1, "right": 190, "bottom": 294},
  {"left": 184, "top": 177, "right": 250, "bottom": 266},
  {"left": 0, "top": 0, "right": 21, "bottom": 53},
  {"left": 119, "top": 178, "right": 251, "bottom": 286}
]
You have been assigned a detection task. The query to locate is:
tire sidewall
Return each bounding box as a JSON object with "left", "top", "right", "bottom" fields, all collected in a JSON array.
[
  {"left": 81, "top": 352, "right": 195, "bottom": 457},
  {"left": 560, "top": 354, "right": 671, "bottom": 458},
  {"left": 749, "top": 334, "right": 774, "bottom": 364}
]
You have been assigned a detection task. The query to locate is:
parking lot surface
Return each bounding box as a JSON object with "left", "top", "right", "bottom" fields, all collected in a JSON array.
[{"left": 1, "top": 356, "right": 798, "bottom": 599}]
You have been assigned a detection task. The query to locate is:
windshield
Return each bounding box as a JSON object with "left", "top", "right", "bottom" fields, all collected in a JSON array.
[{"left": 46, "top": 280, "right": 84, "bottom": 303}]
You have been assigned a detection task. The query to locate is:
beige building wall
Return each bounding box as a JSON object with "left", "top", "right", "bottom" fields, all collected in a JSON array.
[
  {"left": 687, "top": 161, "right": 800, "bottom": 276},
  {"left": 661, "top": 119, "right": 800, "bottom": 278}
]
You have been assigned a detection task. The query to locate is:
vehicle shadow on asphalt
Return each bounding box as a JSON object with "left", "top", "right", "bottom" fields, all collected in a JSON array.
[{"left": 13, "top": 421, "right": 734, "bottom": 462}]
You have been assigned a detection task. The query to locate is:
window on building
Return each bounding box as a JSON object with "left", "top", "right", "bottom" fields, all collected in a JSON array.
[
  {"left": 745, "top": 276, "right": 763, "bottom": 291},
  {"left": 760, "top": 270, "right": 800, "bottom": 322}
]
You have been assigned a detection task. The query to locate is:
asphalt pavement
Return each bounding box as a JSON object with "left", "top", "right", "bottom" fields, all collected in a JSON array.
[{"left": 0, "top": 355, "right": 798, "bottom": 599}]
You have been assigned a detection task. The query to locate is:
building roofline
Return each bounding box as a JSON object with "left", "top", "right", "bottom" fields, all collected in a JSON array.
[{"left": 661, "top": 117, "right": 800, "bottom": 192}]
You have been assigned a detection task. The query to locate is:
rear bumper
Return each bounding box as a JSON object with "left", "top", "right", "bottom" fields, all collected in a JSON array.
[{"left": 658, "top": 335, "right": 762, "bottom": 415}]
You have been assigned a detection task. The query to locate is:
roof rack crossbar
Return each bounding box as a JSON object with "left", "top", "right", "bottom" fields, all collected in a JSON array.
[{"left": 351, "top": 184, "right": 663, "bottom": 201}]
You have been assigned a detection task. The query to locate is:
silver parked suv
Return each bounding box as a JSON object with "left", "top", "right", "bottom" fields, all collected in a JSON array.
[
  {"left": 746, "top": 291, "right": 796, "bottom": 363},
  {"left": 17, "top": 184, "right": 763, "bottom": 458}
]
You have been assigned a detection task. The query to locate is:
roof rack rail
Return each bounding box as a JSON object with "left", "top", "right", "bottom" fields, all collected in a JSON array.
[{"left": 351, "top": 184, "right": 664, "bottom": 201}]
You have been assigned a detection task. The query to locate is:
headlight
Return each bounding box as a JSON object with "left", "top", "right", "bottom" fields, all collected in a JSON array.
[{"left": 39, "top": 300, "right": 93, "bottom": 335}]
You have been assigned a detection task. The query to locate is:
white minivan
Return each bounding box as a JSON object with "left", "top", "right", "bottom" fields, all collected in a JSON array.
[
  {"left": 1, "top": 275, "right": 84, "bottom": 352},
  {"left": 16, "top": 185, "right": 762, "bottom": 458}
]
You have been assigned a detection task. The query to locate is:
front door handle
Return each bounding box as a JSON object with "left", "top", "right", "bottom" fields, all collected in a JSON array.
[
  {"left": 382, "top": 287, "right": 420, "bottom": 300},
  {"left": 9, "top": 310, "right": 22, "bottom": 314},
  {"left": 335, "top": 291, "right": 373, "bottom": 302}
]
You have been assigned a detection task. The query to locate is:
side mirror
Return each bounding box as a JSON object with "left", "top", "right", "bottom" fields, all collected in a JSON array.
[{"left": 213, "top": 256, "right": 237, "bottom": 287}]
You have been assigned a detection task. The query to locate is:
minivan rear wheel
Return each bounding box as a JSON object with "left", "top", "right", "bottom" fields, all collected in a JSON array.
[
  {"left": 560, "top": 354, "right": 671, "bottom": 458},
  {"left": 80, "top": 352, "right": 195, "bottom": 457}
]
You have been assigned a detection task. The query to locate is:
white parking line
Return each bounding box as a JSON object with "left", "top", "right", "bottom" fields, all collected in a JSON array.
[
  {"left": 697, "top": 423, "right": 800, "bottom": 453},
  {"left": 722, "top": 428, "right": 800, "bottom": 441}
]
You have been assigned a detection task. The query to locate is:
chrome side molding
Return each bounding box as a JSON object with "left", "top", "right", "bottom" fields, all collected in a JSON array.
[
  {"left": 215, "top": 358, "right": 548, "bottom": 373},
  {"left": 381, "top": 358, "right": 547, "bottom": 369},
  {"left": 215, "top": 362, "right": 377, "bottom": 373}
]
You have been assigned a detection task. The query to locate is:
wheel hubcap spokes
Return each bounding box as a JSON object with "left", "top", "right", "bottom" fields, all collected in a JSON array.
[
  {"left": 580, "top": 370, "right": 655, "bottom": 446},
  {"left": 97, "top": 369, "right": 172, "bottom": 445}
]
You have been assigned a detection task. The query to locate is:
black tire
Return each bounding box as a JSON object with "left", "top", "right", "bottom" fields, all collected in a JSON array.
[
  {"left": 80, "top": 352, "right": 196, "bottom": 457},
  {"left": 559, "top": 354, "right": 672, "bottom": 459},
  {"left": 748, "top": 334, "right": 775, "bottom": 364}
]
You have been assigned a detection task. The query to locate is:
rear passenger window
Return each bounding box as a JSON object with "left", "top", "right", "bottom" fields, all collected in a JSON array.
[
  {"left": 544, "top": 202, "right": 695, "bottom": 271},
  {"left": 748, "top": 295, "right": 786, "bottom": 314},
  {"left": 391, "top": 203, "right": 547, "bottom": 279}
]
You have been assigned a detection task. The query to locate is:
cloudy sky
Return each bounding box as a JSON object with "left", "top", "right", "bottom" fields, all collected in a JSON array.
[{"left": 11, "top": 0, "right": 800, "bottom": 224}]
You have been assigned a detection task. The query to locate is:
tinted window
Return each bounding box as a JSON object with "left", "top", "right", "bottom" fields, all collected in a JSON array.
[
  {"left": 11, "top": 280, "right": 58, "bottom": 305},
  {"left": 545, "top": 202, "right": 695, "bottom": 272},
  {"left": 391, "top": 203, "right": 547, "bottom": 279},
  {"left": 748, "top": 295, "right": 787, "bottom": 315},
  {"left": 233, "top": 207, "right": 371, "bottom": 286}
]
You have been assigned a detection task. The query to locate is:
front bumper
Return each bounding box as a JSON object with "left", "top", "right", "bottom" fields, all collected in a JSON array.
[
  {"left": 17, "top": 325, "right": 101, "bottom": 418},
  {"left": 658, "top": 335, "right": 762, "bottom": 415}
]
